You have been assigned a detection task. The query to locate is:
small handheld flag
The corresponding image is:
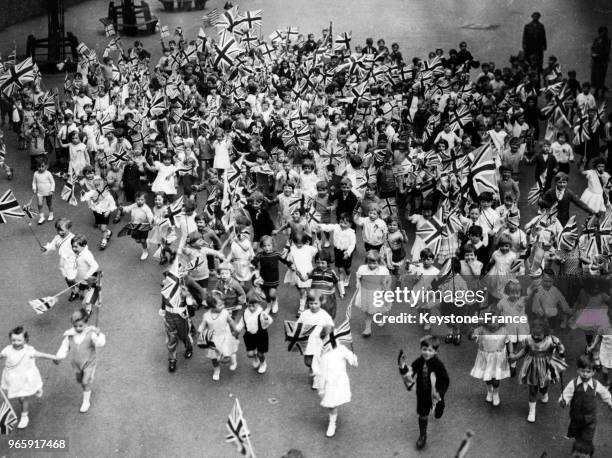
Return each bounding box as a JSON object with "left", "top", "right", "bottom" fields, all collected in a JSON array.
[
  {"left": 28, "top": 296, "right": 58, "bottom": 314},
  {"left": 225, "top": 398, "right": 255, "bottom": 457},
  {"left": 0, "top": 389, "right": 18, "bottom": 435},
  {"left": 0, "top": 189, "right": 25, "bottom": 223}
]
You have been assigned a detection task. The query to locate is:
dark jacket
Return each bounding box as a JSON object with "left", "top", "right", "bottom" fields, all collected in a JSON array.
[
  {"left": 540, "top": 188, "right": 593, "bottom": 226},
  {"left": 523, "top": 21, "right": 547, "bottom": 53}
]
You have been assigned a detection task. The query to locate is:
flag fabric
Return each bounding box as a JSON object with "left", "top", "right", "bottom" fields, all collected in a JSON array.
[
  {"left": 0, "top": 57, "right": 35, "bottom": 96},
  {"left": 160, "top": 196, "right": 184, "bottom": 228},
  {"left": 558, "top": 215, "right": 578, "bottom": 251},
  {"left": 61, "top": 179, "right": 78, "bottom": 206},
  {"left": 527, "top": 173, "right": 546, "bottom": 205},
  {"left": 160, "top": 25, "right": 170, "bottom": 38},
  {"left": 161, "top": 265, "right": 184, "bottom": 309},
  {"left": 105, "top": 24, "right": 116, "bottom": 37},
  {"left": 335, "top": 32, "right": 352, "bottom": 50},
  {"left": 21, "top": 203, "right": 37, "bottom": 219},
  {"left": 0, "top": 189, "right": 25, "bottom": 223},
  {"left": 416, "top": 209, "right": 446, "bottom": 255},
  {"left": 284, "top": 321, "right": 315, "bottom": 354},
  {"left": 0, "top": 389, "right": 18, "bottom": 435},
  {"left": 205, "top": 9, "right": 221, "bottom": 26},
  {"left": 323, "top": 318, "right": 352, "bottom": 351},
  {"left": 225, "top": 398, "right": 254, "bottom": 457},
  {"left": 468, "top": 143, "right": 498, "bottom": 197},
  {"left": 28, "top": 296, "right": 58, "bottom": 314},
  {"left": 237, "top": 10, "right": 262, "bottom": 31}
]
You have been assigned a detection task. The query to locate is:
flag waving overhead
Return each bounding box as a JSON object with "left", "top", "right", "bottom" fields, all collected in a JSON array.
[
  {"left": 0, "top": 58, "right": 35, "bottom": 96},
  {"left": 226, "top": 398, "right": 255, "bottom": 457},
  {"left": 0, "top": 189, "right": 25, "bottom": 223},
  {"left": 468, "top": 142, "right": 498, "bottom": 198}
]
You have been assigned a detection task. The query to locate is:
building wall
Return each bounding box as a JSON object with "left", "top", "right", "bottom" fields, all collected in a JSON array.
[{"left": 0, "top": 0, "right": 91, "bottom": 32}]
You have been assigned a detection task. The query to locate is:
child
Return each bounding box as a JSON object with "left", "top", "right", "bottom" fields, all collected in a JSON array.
[
  {"left": 384, "top": 215, "right": 407, "bottom": 274},
  {"left": 469, "top": 321, "right": 512, "bottom": 406},
  {"left": 314, "top": 326, "right": 358, "bottom": 438},
  {"left": 42, "top": 218, "right": 78, "bottom": 299},
  {"left": 312, "top": 181, "right": 333, "bottom": 247},
  {"left": 198, "top": 293, "right": 240, "bottom": 381},
  {"left": 54, "top": 309, "right": 105, "bottom": 413},
  {"left": 284, "top": 234, "right": 319, "bottom": 314},
  {"left": 355, "top": 250, "right": 392, "bottom": 337},
  {"left": 530, "top": 270, "right": 571, "bottom": 329},
  {"left": 235, "top": 299, "right": 271, "bottom": 374},
  {"left": 316, "top": 212, "right": 357, "bottom": 287},
  {"left": 509, "top": 320, "right": 565, "bottom": 422},
  {"left": 146, "top": 153, "right": 177, "bottom": 200},
  {"left": 68, "top": 131, "right": 90, "bottom": 178},
  {"left": 251, "top": 236, "right": 293, "bottom": 314},
  {"left": 308, "top": 251, "right": 345, "bottom": 319},
  {"left": 148, "top": 192, "right": 167, "bottom": 260},
  {"left": 296, "top": 292, "right": 334, "bottom": 387},
  {"left": 70, "top": 234, "right": 100, "bottom": 311},
  {"left": 484, "top": 235, "right": 518, "bottom": 303},
  {"left": 228, "top": 226, "right": 255, "bottom": 284},
  {"left": 496, "top": 280, "right": 530, "bottom": 347},
  {"left": 354, "top": 205, "right": 388, "bottom": 253},
  {"left": 120, "top": 191, "right": 154, "bottom": 260},
  {"left": 407, "top": 200, "right": 437, "bottom": 261},
  {"left": 579, "top": 157, "right": 610, "bottom": 214},
  {"left": 559, "top": 355, "right": 612, "bottom": 457},
  {"left": 32, "top": 158, "right": 55, "bottom": 224},
  {"left": 1, "top": 326, "right": 57, "bottom": 428},
  {"left": 180, "top": 233, "right": 226, "bottom": 307},
  {"left": 587, "top": 325, "right": 612, "bottom": 388},
  {"left": 81, "top": 177, "right": 116, "bottom": 250},
  {"left": 551, "top": 132, "right": 573, "bottom": 174},
  {"left": 399, "top": 335, "right": 449, "bottom": 450}
]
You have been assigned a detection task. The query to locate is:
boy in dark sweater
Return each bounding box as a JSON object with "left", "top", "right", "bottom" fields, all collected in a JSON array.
[{"left": 399, "top": 335, "right": 450, "bottom": 450}]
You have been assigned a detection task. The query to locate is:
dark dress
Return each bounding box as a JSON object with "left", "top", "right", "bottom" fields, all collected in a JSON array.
[{"left": 410, "top": 355, "right": 450, "bottom": 416}]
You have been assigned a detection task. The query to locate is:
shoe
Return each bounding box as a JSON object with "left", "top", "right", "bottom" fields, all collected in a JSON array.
[
  {"left": 257, "top": 361, "right": 267, "bottom": 374},
  {"left": 7, "top": 167, "right": 13, "bottom": 180},
  {"left": 492, "top": 392, "right": 500, "bottom": 407},
  {"left": 140, "top": 250, "right": 149, "bottom": 261},
  {"left": 416, "top": 435, "right": 427, "bottom": 450},
  {"left": 527, "top": 402, "right": 536, "bottom": 423},
  {"left": 38, "top": 215, "right": 45, "bottom": 225},
  {"left": 80, "top": 399, "right": 91, "bottom": 413},
  {"left": 540, "top": 393, "right": 548, "bottom": 404},
  {"left": 434, "top": 399, "right": 445, "bottom": 418},
  {"left": 486, "top": 389, "right": 493, "bottom": 403},
  {"left": 68, "top": 291, "right": 79, "bottom": 302},
  {"left": 271, "top": 301, "right": 279, "bottom": 314},
  {"left": 361, "top": 330, "right": 372, "bottom": 338},
  {"left": 17, "top": 414, "right": 29, "bottom": 429},
  {"left": 452, "top": 334, "right": 461, "bottom": 346},
  {"left": 229, "top": 355, "right": 237, "bottom": 371},
  {"left": 168, "top": 360, "right": 177, "bottom": 372},
  {"left": 47, "top": 212, "right": 54, "bottom": 222},
  {"left": 324, "top": 241, "right": 331, "bottom": 248},
  {"left": 343, "top": 279, "right": 349, "bottom": 287},
  {"left": 184, "top": 349, "right": 193, "bottom": 359},
  {"left": 326, "top": 420, "right": 336, "bottom": 437},
  {"left": 212, "top": 368, "right": 220, "bottom": 381},
  {"left": 445, "top": 333, "right": 453, "bottom": 344},
  {"left": 252, "top": 357, "right": 260, "bottom": 369}
]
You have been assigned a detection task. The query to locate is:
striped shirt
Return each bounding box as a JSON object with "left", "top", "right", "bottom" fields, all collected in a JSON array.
[{"left": 310, "top": 267, "right": 339, "bottom": 295}]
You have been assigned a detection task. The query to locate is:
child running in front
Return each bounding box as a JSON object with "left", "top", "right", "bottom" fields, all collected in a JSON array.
[
  {"left": 70, "top": 234, "right": 100, "bottom": 312},
  {"left": 235, "top": 299, "right": 271, "bottom": 374},
  {"left": 31, "top": 157, "right": 55, "bottom": 224},
  {"left": 42, "top": 218, "right": 78, "bottom": 300},
  {"left": 54, "top": 309, "right": 106, "bottom": 413},
  {"left": 1, "top": 326, "right": 57, "bottom": 429},
  {"left": 120, "top": 191, "right": 154, "bottom": 260},
  {"left": 316, "top": 212, "right": 356, "bottom": 287}
]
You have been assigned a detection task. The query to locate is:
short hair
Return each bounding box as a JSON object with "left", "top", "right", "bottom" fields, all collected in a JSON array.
[
  {"left": 338, "top": 212, "right": 352, "bottom": 223},
  {"left": 71, "top": 233, "right": 88, "bottom": 247},
  {"left": 55, "top": 218, "right": 72, "bottom": 231},
  {"left": 135, "top": 191, "right": 147, "bottom": 200},
  {"left": 315, "top": 250, "right": 332, "bottom": 263},
  {"left": 71, "top": 308, "right": 89, "bottom": 323},
  {"left": 420, "top": 248, "right": 435, "bottom": 260},
  {"left": 576, "top": 354, "right": 596, "bottom": 370},
  {"left": 420, "top": 334, "right": 440, "bottom": 350},
  {"left": 468, "top": 225, "right": 483, "bottom": 238},
  {"left": 9, "top": 326, "right": 28, "bottom": 342}
]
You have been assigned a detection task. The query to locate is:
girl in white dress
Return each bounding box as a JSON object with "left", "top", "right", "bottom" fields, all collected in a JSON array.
[
  {"left": 198, "top": 294, "right": 240, "bottom": 381},
  {"left": 68, "top": 131, "right": 90, "bottom": 178},
  {"left": 579, "top": 158, "right": 610, "bottom": 214},
  {"left": 284, "top": 233, "right": 319, "bottom": 314},
  {"left": 147, "top": 154, "right": 177, "bottom": 199},
  {"left": 587, "top": 325, "right": 612, "bottom": 388},
  {"left": 314, "top": 326, "right": 358, "bottom": 438},
  {"left": 470, "top": 321, "right": 512, "bottom": 406},
  {"left": 484, "top": 235, "right": 517, "bottom": 303},
  {"left": 212, "top": 129, "right": 232, "bottom": 171},
  {"left": 355, "top": 250, "right": 392, "bottom": 337},
  {"left": 228, "top": 227, "right": 255, "bottom": 284},
  {"left": 1, "top": 327, "right": 57, "bottom": 429}
]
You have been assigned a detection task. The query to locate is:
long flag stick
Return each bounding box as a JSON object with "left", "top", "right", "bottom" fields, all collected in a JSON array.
[
  {"left": 455, "top": 430, "right": 474, "bottom": 458},
  {"left": 27, "top": 222, "right": 44, "bottom": 249},
  {"left": 53, "top": 283, "right": 79, "bottom": 298},
  {"left": 237, "top": 398, "right": 257, "bottom": 458}
]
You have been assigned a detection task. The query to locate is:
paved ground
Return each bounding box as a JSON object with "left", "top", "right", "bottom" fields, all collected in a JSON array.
[{"left": 1, "top": 1, "right": 612, "bottom": 457}]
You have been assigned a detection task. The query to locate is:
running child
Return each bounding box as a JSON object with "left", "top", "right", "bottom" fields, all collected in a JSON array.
[
  {"left": 120, "top": 191, "right": 154, "bottom": 260},
  {"left": 316, "top": 212, "right": 357, "bottom": 287},
  {"left": 42, "top": 218, "right": 78, "bottom": 301},
  {"left": 31, "top": 157, "right": 55, "bottom": 224},
  {"left": 235, "top": 299, "right": 272, "bottom": 374}
]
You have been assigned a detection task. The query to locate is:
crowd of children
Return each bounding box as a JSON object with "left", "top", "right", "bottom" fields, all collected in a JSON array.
[{"left": 2, "top": 6, "right": 612, "bottom": 455}]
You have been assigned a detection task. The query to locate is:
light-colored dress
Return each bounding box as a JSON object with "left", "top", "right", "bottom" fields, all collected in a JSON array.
[
  {"left": 470, "top": 328, "right": 511, "bottom": 381},
  {"left": 68, "top": 142, "right": 90, "bottom": 177},
  {"left": 151, "top": 162, "right": 177, "bottom": 195},
  {"left": 315, "top": 345, "right": 358, "bottom": 408},
  {"left": 284, "top": 245, "right": 318, "bottom": 288},
  {"left": 1, "top": 345, "right": 43, "bottom": 399},
  {"left": 485, "top": 250, "right": 517, "bottom": 299},
  {"left": 580, "top": 169, "right": 609, "bottom": 213},
  {"left": 597, "top": 327, "right": 612, "bottom": 369},
  {"left": 355, "top": 264, "right": 391, "bottom": 314},
  {"left": 147, "top": 206, "right": 165, "bottom": 246},
  {"left": 297, "top": 309, "right": 335, "bottom": 356},
  {"left": 518, "top": 335, "right": 561, "bottom": 388},
  {"left": 200, "top": 309, "right": 239, "bottom": 361},
  {"left": 229, "top": 240, "right": 254, "bottom": 282},
  {"left": 496, "top": 296, "right": 530, "bottom": 342}
]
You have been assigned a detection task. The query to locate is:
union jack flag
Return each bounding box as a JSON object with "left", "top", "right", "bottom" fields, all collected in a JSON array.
[
  {"left": 216, "top": 6, "right": 240, "bottom": 32},
  {"left": 447, "top": 105, "right": 472, "bottom": 132},
  {"left": 237, "top": 10, "right": 262, "bottom": 31},
  {"left": 205, "top": 8, "right": 221, "bottom": 26},
  {"left": 416, "top": 209, "right": 446, "bottom": 256},
  {"left": 213, "top": 32, "right": 243, "bottom": 70},
  {"left": 572, "top": 108, "right": 591, "bottom": 145},
  {"left": 0, "top": 57, "right": 36, "bottom": 96},
  {"left": 284, "top": 320, "right": 315, "bottom": 354},
  {"left": 468, "top": 143, "right": 498, "bottom": 198},
  {"left": 0, "top": 189, "right": 25, "bottom": 223},
  {"left": 225, "top": 398, "right": 254, "bottom": 457},
  {"left": 323, "top": 318, "right": 352, "bottom": 351},
  {"left": 541, "top": 84, "right": 573, "bottom": 126},
  {"left": 381, "top": 197, "right": 398, "bottom": 218},
  {"left": 558, "top": 215, "right": 578, "bottom": 251},
  {"left": 61, "top": 179, "right": 78, "bottom": 207},
  {"left": 159, "top": 25, "right": 170, "bottom": 38},
  {"left": 335, "top": 32, "right": 352, "bottom": 50},
  {"left": 161, "top": 267, "right": 184, "bottom": 309},
  {"left": 160, "top": 196, "right": 184, "bottom": 229},
  {"left": 28, "top": 296, "right": 58, "bottom": 314},
  {"left": 0, "top": 389, "right": 18, "bottom": 435},
  {"left": 528, "top": 173, "right": 547, "bottom": 205}
]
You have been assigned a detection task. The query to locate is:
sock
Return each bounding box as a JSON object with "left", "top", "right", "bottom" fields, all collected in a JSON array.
[
  {"left": 418, "top": 418, "right": 428, "bottom": 436},
  {"left": 83, "top": 391, "right": 91, "bottom": 402},
  {"left": 329, "top": 412, "right": 337, "bottom": 423}
]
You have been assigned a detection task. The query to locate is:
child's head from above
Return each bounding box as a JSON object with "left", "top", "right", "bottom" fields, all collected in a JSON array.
[
  {"left": 154, "top": 192, "right": 166, "bottom": 208},
  {"left": 504, "top": 279, "right": 521, "bottom": 301},
  {"left": 338, "top": 212, "right": 351, "bottom": 228},
  {"left": 283, "top": 182, "right": 295, "bottom": 196},
  {"left": 478, "top": 192, "right": 493, "bottom": 209},
  {"left": 541, "top": 270, "right": 555, "bottom": 290},
  {"left": 183, "top": 199, "right": 196, "bottom": 215},
  {"left": 55, "top": 218, "right": 72, "bottom": 236},
  {"left": 420, "top": 335, "right": 439, "bottom": 360},
  {"left": 468, "top": 224, "right": 483, "bottom": 244},
  {"left": 306, "top": 291, "right": 321, "bottom": 312},
  {"left": 368, "top": 206, "right": 380, "bottom": 220},
  {"left": 71, "top": 308, "right": 89, "bottom": 332},
  {"left": 365, "top": 250, "right": 380, "bottom": 269},
  {"left": 420, "top": 248, "right": 435, "bottom": 268},
  {"left": 468, "top": 204, "right": 480, "bottom": 221},
  {"left": 292, "top": 233, "right": 306, "bottom": 247},
  {"left": 576, "top": 354, "right": 596, "bottom": 382},
  {"left": 497, "top": 234, "right": 512, "bottom": 253},
  {"left": 386, "top": 215, "right": 399, "bottom": 232},
  {"left": 315, "top": 250, "right": 331, "bottom": 269},
  {"left": 206, "top": 293, "right": 225, "bottom": 312},
  {"left": 530, "top": 320, "right": 550, "bottom": 342},
  {"left": 462, "top": 244, "right": 476, "bottom": 262},
  {"left": 499, "top": 166, "right": 512, "bottom": 181},
  {"left": 316, "top": 181, "right": 328, "bottom": 196},
  {"left": 71, "top": 233, "right": 88, "bottom": 254},
  {"left": 421, "top": 199, "right": 434, "bottom": 218},
  {"left": 260, "top": 235, "right": 274, "bottom": 252},
  {"left": 9, "top": 326, "right": 28, "bottom": 349},
  {"left": 135, "top": 191, "right": 146, "bottom": 206},
  {"left": 365, "top": 183, "right": 377, "bottom": 197},
  {"left": 217, "top": 262, "right": 233, "bottom": 281}
]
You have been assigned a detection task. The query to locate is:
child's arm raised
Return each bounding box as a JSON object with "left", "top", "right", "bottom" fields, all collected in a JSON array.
[{"left": 33, "top": 350, "right": 59, "bottom": 361}]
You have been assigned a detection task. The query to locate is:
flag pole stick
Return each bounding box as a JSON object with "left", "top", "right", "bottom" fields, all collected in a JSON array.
[
  {"left": 454, "top": 430, "right": 474, "bottom": 458},
  {"left": 237, "top": 398, "right": 257, "bottom": 458},
  {"left": 27, "top": 222, "right": 44, "bottom": 249},
  {"left": 52, "top": 283, "right": 79, "bottom": 298}
]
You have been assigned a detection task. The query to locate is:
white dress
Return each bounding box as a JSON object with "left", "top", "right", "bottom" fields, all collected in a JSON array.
[
  {"left": 200, "top": 309, "right": 239, "bottom": 361},
  {"left": 597, "top": 328, "right": 612, "bottom": 368},
  {"left": 212, "top": 139, "right": 231, "bottom": 170},
  {"left": 68, "top": 142, "right": 90, "bottom": 177},
  {"left": 229, "top": 240, "right": 254, "bottom": 282},
  {"left": 297, "top": 309, "right": 334, "bottom": 356},
  {"left": 315, "top": 345, "right": 358, "bottom": 408},
  {"left": 355, "top": 265, "right": 391, "bottom": 313},
  {"left": 470, "top": 329, "right": 511, "bottom": 381},
  {"left": 151, "top": 162, "right": 177, "bottom": 195},
  {"left": 580, "top": 170, "right": 608, "bottom": 213},
  {"left": 1, "top": 345, "right": 43, "bottom": 399},
  {"left": 284, "top": 245, "right": 318, "bottom": 288}
]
